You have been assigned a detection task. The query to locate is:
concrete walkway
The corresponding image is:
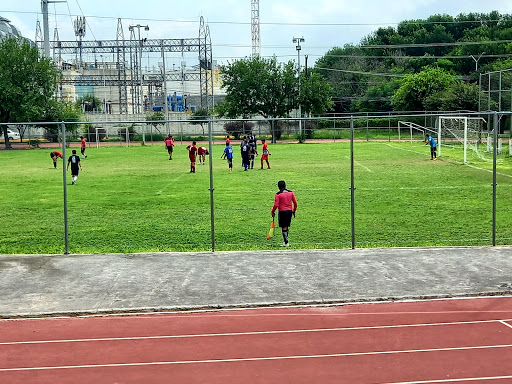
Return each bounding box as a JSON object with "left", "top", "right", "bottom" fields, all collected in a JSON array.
[{"left": 1, "top": 246, "right": 511, "bottom": 318}]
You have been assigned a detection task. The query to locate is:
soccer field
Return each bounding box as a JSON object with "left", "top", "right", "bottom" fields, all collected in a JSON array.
[{"left": 0, "top": 140, "right": 511, "bottom": 254}]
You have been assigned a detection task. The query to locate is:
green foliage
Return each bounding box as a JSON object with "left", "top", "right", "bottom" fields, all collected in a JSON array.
[
  {"left": 316, "top": 11, "right": 512, "bottom": 113},
  {"left": 424, "top": 81, "right": 481, "bottom": 111},
  {"left": 0, "top": 38, "right": 60, "bottom": 147},
  {"left": 299, "top": 73, "right": 334, "bottom": 115},
  {"left": 76, "top": 94, "right": 102, "bottom": 113},
  {"left": 392, "top": 66, "right": 456, "bottom": 111},
  {"left": 218, "top": 56, "right": 297, "bottom": 119},
  {"left": 146, "top": 111, "right": 165, "bottom": 128}
]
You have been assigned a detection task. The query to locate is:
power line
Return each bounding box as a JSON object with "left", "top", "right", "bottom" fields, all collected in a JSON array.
[{"left": 1, "top": 9, "right": 506, "bottom": 27}]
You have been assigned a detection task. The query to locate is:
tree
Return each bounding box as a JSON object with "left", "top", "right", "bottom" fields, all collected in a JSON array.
[
  {"left": 76, "top": 94, "right": 103, "bottom": 113},
  {"left": 299, "top": 73, "right": 334, "bottom": 116},
  {"left": 424, "top": 81, "right": 481, "bottom": 111},
  {"left": 392, "top": 66, "right": 456, "bottom": 111},
  {"left": 146, "top": 111, "right": 166, "bottom": 133},
  {"left": 217, "top": 56, "right": 298, "bottom": 120},
  {"left": 0, "top": 37, "right": 60, "bottom": 148},
  {"left": 189, "top": 107, "right": 210, "bottom": 136},
  {"left": 217, "top": 56, "right": 333, "bottom": 140}
]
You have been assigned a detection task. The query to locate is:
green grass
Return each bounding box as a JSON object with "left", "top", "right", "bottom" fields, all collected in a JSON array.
[{"left": 0, "top": 140, "right": 511, "bottom": 254}]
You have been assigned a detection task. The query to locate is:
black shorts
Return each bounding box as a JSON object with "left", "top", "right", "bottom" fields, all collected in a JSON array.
[
  {"left": 278, "top": 210, "right": 293, "bottom": 228},
  {"left": 167, "top": 146, "right": 173, "bottom": 153}
]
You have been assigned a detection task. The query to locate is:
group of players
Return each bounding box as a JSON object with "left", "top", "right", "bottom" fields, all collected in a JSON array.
[
  {"left": 49, "top": 136, "right": 86, "bottom": 185},
  {"left": 219, "top": 134, "right": 272, "bottom": 172},
  {"left": 179, "top": 134, "right": 271, "bottom": 173}
]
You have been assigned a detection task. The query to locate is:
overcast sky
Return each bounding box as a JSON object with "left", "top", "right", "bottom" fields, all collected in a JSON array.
[{"left": 1, "top": 0, "right": 512, "bottom": 69}]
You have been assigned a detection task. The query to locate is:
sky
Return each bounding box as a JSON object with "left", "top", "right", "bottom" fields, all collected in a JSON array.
[{"left": 1, "top": 0, "right": 512, "bottom": 70}]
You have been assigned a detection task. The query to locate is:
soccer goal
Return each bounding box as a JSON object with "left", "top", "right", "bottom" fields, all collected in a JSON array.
[
  {"left": 398, "top": 121, "right": 436, "bottom": 144},
  {"left": 436, "top": 116, "right": 489, "bottom": 164}
]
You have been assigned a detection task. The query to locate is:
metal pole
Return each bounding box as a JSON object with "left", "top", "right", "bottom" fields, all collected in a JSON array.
[
  {"left": 492, "top": 112, "right": 497, "bottom": 246},
  {"left": 161, "top": 46, "right": 169, "bottom": 133},
  {"left": 350, "top": 116, "right": 356, "bottom": 249},
  {"left": 41, "top": 0, "right": 50, "bottom": 57},
  {"left": 61, "top": 122, "right": 69, "bottom": 254},
  {"left": 207, "top": 120, "right": 215, "bottom": 252},
  {"left": 298, "top": 47, "right": 301, "bottom": 137}
]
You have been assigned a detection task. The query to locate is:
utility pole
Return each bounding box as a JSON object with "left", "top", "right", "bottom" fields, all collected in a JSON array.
[{"left": 41, "top": 0, "right": 66, "bottom": 58}]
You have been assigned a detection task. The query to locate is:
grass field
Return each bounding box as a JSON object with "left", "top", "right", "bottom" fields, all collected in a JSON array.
[{"left": 0, "top": 139, "right": 511, "bottom": 254}]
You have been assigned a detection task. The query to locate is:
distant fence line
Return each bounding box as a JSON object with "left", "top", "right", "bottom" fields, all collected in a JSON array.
[{"left": 1, "top": 110, "right": 510, "bottom": 146}]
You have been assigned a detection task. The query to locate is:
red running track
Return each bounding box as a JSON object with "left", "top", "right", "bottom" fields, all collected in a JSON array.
[{"left": 2, "top": 296, "right": 512, "bottom": 383}]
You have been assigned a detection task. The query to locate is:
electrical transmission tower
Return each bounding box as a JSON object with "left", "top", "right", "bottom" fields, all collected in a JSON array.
[
  {"left": 251, "top": 0, "right": 260, "bottom": 57},
  {"left": 116, "top": 18, "right": 128, "bottom": 115},
  {"left": 73, "top": 16, "right": 86, "bottom": 67}
]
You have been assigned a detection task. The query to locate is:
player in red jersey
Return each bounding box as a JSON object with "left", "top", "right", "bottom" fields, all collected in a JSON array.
[
  {"left": 186, "top": 141, "right": 198, "bottom": 173},
  {"left": 260, "top": 139, "right": 271, "bottom": 169},
  {"left": 50, "top": 150, "right": 63, "bottom": 168},
  {"left": 164, "top": 135, "right": 175, "bottom": 160},
  {"left": 197, "top": 146, "right": 209, "bottom": 165},
  {"left": 271, "top": 180, "right": 297, "bottom": 247},
  {"left": 80, "top": 136, "right": 87, "bottom": 159}
]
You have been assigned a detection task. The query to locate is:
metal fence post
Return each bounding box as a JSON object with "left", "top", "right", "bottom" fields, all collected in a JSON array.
[
  {"left": 350, "top": 116, "right": 356, "bottom": 249},
  {"left": 492, "top": 111, "right": 498, "bottom": 246},
  {"left": 208, "top": 119, "right": 215, "bottom": 252},
  {"left": 61, "top": 122, "right": 69, "bottom": 254}
]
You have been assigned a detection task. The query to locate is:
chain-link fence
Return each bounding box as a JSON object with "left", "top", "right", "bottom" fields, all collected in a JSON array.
[{"left": 0, "top": 111, "right": 510, "bottom": 254}]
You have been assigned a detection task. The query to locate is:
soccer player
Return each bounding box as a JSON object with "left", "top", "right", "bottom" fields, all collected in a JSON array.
[
  {"left": 165, "top": 135, "right": 174, "bottom": 160},
  {"left": 197, "top": 146, "right": 209, "bottom": 165},
  {"left": 50, "top": 150, "right": 63, "bottom": 169},
  {"left": 186, "top": 141, "right": 198, "bottom": 173},
  {"left": 260, "top": 138, "right": 271, "bottom": 169},
  {"left": 241, "top": 139, "right": 250, "bottom": 171},
  {"left": 67, "top": 149, "right": 82, "bottom": 185},
  {"left": 425, "top": 134, "right": 437, "bottom": 160},
  {"left": 221, "top": 143, "right": 234, "bottom": 172},
  {"left": 225, "top": 135, "right": 231, "bottom": 146},
  {"left": 271, "top": 180, "right": 298, "bottom": 247},
  {"left": 248, "top": 134, "right": 258, "bottom": 169},
  {"left": 80, "top": 136, "right": 87, "bottom": 159}
]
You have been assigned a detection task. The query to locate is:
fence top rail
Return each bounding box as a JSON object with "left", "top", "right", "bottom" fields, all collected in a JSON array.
[{"left": 0, "top": 111, "right": 503, "bottom": 127}]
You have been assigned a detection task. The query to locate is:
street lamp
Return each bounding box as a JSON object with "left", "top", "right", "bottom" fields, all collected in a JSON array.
[
  {"left": 129, "top": 24, "right": 149, "bottom": 114},
  {"left": 293, "top": 36, "right": 305, "bottom": 136}
]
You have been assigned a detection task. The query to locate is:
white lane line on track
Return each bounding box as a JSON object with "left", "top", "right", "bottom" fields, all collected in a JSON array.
[
  {"left": 379, "top": 375, "right": 512, "bottom": 383},
  {"left": 1, "top": 318, "right": 511, "bottom": 346},
  {"left": 2, "top": 344, "right": 512, "bottom": 372},
  {"left": 499, "top": 320, "right": 512, "bottom": 330}
]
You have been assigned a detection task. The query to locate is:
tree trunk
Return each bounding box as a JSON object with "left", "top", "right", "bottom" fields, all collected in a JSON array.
[{"left": 2, "top": 126, "right": 12, "bottom": 149}]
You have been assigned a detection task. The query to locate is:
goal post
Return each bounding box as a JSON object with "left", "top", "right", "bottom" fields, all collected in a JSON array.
[{"left": 436, "top": 116, "right": 488, "bottom": 164}]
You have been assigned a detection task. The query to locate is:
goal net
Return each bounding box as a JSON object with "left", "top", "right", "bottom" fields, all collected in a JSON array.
[{"left": 437, "top": 116, "right": 489, "bottom": 164}]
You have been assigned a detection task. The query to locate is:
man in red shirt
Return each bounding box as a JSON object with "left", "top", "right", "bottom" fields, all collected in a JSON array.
[
  {"left": 80, "top": 136, "right": 87, "bottom": 159},
  {"left": 197, "top": 146, "right": 209, "bottom": 165},
  {"left": 186, "top": 141, "right": 198, "bottom": 173},
  {"left": 271, "top": 180, "right": 297, "bottom": 247},
  {"left": 50, "top": 151, "right": 63, "bottom": 168},
  {"left": 165, "top": 135, "right": 175, "bottom": 160}
]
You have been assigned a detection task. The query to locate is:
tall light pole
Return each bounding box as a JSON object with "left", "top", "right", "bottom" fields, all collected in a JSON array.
[
  {"left": 293, "top": 37, "right": 305, "bottom": 136},
  {"left": 129, "top": 24, "right": 149, "bottom": 115}
]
